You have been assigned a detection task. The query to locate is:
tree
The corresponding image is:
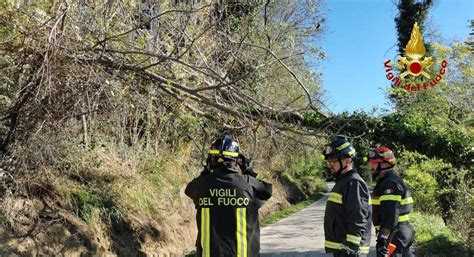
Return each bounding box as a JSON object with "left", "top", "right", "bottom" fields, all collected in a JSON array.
[
  {"left": 394, "top": 0, "right": 434, "bottom": 55},
  {"left": 0, "top": 1, "right": 331, "bottom": 255},
  {"left": 0, "top": 0, "right": 328, "bottom": 155}
]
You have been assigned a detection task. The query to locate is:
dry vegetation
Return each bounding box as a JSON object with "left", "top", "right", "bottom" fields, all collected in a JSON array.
[{"left": 0, "top": 1, "right": 329, "bottom": 255}]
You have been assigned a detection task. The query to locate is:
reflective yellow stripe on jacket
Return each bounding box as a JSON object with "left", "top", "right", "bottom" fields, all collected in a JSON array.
[
  {"left": 325, "top": 240, "right": 369, "bottom": 254},
  {"left": 401, "top": 197, "right": 414, "bottom": 205},
  {"left": 359, "top": 246, "right": 370, "bottom": 254},
  {"left": 372, "top": 198, "right": 380, "bottom": 205},
  {"left": 328, "top": 192, "right": 343, "bottom": 204},
  {"left": 236, "top": 208, "right": 247, "bottom": 257},
  {"left": 379, "top": 194, "right": 402, "bottom": 202},
  {"left": 375, "top": 214, "right": 410, "bottom": 231},
  {"left": 398, "top": 214, "right": 410, "bottom": 222},
  {"left": 372, "top": 196, "right": 413, "bottom": 205},
  {"left": 325, "top": 240, "right": 341, "bottom": 250},
  {"left": 201, "top": 208, "right": 210, "bottom": 257},
  {"left": 346, "top": 234, "right": 361, "bottom": 245}
]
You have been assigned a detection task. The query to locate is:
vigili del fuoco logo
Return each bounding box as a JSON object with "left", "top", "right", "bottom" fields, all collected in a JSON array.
[{"left": 384, "top": 22, "right": 448, "bottom": 91}]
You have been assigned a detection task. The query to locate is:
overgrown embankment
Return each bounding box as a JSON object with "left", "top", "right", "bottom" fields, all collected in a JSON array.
[
  {"left": 0, "top": 1, "right": 328, "bottom": 256},
  {"left": 0, "top": 136, "right": 328, "bottom": 256}
]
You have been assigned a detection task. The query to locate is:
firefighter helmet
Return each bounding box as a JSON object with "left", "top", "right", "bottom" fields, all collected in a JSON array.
[
  {"left": 322, "top": 136, "right": 357, "bottom": 160},
  {"left": 208, "top": 133, "right": 239, "bottom": 168},
  {"left": 367, "top": 146, "right": 396, "bottom": 165}
]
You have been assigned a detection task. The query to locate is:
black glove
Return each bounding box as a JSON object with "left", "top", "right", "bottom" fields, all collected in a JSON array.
[
  {"left": 238, "top": 153, "right": 250, "bottom": 170},
  {"left": 376, "top": 234, "right": 389, "bottom": 257},
  {"left": 238, "top": 153, "right": 258, "bottom": 177}
]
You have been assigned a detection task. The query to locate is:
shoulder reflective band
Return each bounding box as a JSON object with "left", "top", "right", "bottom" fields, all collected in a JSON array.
[
  {"left": 379, "top": 194, "right": 402, "bottom": 202},
  {"left": 328, "top": 192, "right": 343, "bottom": 204},
  {"left": 236, "top": 208, "right": 247, "bottom": 257},
  {"left": 346, "top": 234, "right": 361, "bottom": 245},
  {"left": 360, "top": 246, "right": 370, "bottom": 254},
  {"left": 208, "top": 149, "right": 239, "bottom": 157},
  {"left": 401, "top": 197, "right": 414, "bottom": 205},
  {"left": 398, "top": 214, "right": 410, "bottom": 222},
  {"left": 200, "top": 208, "right": 210, "bottom": 257},
  {"left": 375, "top": 225, "right": 380, "bottom": 231},
  {"left": 337, "top": 142, "right": 350, "bottom": 150},
  {"left": 325, "top": 240, "right": 342, "bottom": 250}
]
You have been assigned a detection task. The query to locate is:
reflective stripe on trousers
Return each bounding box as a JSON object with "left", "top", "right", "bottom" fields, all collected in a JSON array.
[
  {"left": 201, "top": 208, "right": 210, "bottom": 257},
  {"left": 236, "top": 207, "right": 247, "bottom": 257}
]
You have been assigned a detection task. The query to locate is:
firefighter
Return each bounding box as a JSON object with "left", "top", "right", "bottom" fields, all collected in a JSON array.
[
  {"left": 185, "top": 133, "right": 272, "bottom": 257},
  {"left": 322, "top": 136, "right": 372, "bottom": 257},
  {"left": 367, "top": 146, "right": 415, "bottom": 257}
]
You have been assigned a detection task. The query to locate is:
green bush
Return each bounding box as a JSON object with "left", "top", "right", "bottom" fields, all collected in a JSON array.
[
  {"left": 403, "top": 164, "right": 439, "bottom": 213},
  {"left": 442, "top": 168, "right": 473, "bottom": 240},
  {"left": 396, "top": 150, "right": 429, "bottom": 174},
  {"left": 284, "top": 150, "right": 327, "bottom": 197},
  {"left": 411, "top": 212, "right": 471, "bottom": 257},
  {"left": 398, "top": 151, "right": 473, "bottom": 241}
]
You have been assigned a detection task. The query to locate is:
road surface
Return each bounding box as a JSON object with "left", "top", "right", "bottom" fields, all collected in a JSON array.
[{"left": 260, "top": 182, "right": 376, "bottom": 257}]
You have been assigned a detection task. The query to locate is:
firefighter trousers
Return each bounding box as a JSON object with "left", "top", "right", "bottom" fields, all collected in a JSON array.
[{"left": 378, "top": 223, "right": 415, "bottom": 257}]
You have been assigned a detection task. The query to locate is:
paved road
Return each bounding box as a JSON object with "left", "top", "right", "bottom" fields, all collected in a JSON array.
[{"left": 260, "top": 183, "right": 376, "bottom": 257}]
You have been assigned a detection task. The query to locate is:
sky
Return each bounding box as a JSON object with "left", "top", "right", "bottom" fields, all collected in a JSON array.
[{"left": 319, "top": 0, "right": 473, "bottom": 114}]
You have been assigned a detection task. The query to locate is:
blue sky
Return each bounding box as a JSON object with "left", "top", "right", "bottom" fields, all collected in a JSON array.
[{"left": 319, "top": 0, "right": 473, "bottom": 114}]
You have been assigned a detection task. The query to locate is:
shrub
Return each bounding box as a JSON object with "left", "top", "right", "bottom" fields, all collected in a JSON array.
[
  {"left": 411, "top": 212, "right": 471, "bottom": 257},
  {"left": 284, "top": 150, "right": 327, "bottom": 197},
  {"left": 403, "top": 164, "right": 439, "bottom": 213},
  {"left": 399, "top": 151, "right": 473, "bottom": 242}
]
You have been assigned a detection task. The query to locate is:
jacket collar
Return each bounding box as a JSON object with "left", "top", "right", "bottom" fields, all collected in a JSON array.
[
  {"left": 213, "top": 165, "right": 238, "bottom": 174},
  {"left": 378, "top": 170, "right": 395, "bottom": 182},
  {"left": 336, "top": 169, "right": 356, "bottom": 181}
]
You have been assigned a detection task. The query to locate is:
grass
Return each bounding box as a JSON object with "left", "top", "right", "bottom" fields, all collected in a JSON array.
[
  {"left": 71, "top": 186, "right": 101, "bottom": 223},
  {"left": 260, "top": 192, "right": 326, "bottom": 227},
  {"left": 411, "top": 212, "right": 471, "bottom": 257},
  {"left": 183, "top": 251, "right": 196, "bottom": 257},
  {"left": 69, "top": 185, "right": 123, "bottom": 224}
]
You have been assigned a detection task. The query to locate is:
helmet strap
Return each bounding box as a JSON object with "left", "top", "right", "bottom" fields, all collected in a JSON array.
[
  {"left": 333, "top": 158, "right": 347, "bottom": 178},
  {"left": 372, "top": 162, "right": 394, "bottom": 180}
]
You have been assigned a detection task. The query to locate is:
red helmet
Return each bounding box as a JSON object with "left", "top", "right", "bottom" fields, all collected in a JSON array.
[{"left": 367, "top": 146, "right": 396, "bottom": 164}]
